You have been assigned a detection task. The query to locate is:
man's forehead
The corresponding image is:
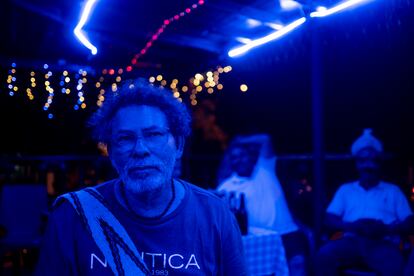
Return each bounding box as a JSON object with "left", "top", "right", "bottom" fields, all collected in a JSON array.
[{"left": 112, "top": 105, "right": 169, "bottom": 129}]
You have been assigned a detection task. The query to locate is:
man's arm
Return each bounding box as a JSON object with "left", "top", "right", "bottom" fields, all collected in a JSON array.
[
  {"left": 389, "top": 187, "right": 414, "bottom": 235},
  {"left": 324, "top": 213, "right": 367, "bottom": 234}
]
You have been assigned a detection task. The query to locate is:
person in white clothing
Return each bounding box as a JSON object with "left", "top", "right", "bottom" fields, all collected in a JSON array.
[
  {"left": 217, "top": 134, "right": 309, "bottom": 276},
  {"left": 316, "top": 129, "right": 414, "bottom": 276}
]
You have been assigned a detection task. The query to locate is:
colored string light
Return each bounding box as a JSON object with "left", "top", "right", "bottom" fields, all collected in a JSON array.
[
  {"left": 101, "top": 0, "right": 205, "bottom": 76},
  {"left": 7, "top": 63, "right": 18, "bottom": 96},
  {"left": 43, "top": 68, "right": 55, "bottom": 119}
]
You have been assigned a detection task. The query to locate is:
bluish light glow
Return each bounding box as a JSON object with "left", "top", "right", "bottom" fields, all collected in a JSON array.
[
  {"left": 9, "top": 92, "right": 14, "bottom": 96},
  {"left": 280, "top": 0, "right": 302, "bottom": 10},
  {"left": 74, "top": 105, "right": 80, "bottom": 110},
  {"left": 316, "top": 6, "right": 328, "bottom": 12},
  {"left": 246, "top": 18, "right": 262, "bottom": 28},
  {"left": 43, "top": 64, "right": 49, "bottom": 70},
  {"left": 73, "top": 0, "right": 98, "bottom": 55},
  {"left": 11, "top": 63, "right": 16, "bottom": 68},
  {"left": 235, "top": 37, "right": 252, "bottom": 44},
  {"left": 265, "top": 22, "right": 284, "bottom": 30},
  {"left": 8, "top": 85, "right": 13, "bottom": 89},
  {"left": 43, "top": 106, "right": 48, "bottom": 111},
  {"left": 48, "top": 114, "right": 54, "bottom": 119},
  {"left": 310, "top": 0, "right": 371, "bottom": 17},
  {"left": 228, "top": 17, "right": 306, "bottom": 57}
]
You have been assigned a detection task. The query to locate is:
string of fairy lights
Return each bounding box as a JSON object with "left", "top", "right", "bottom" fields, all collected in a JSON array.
[
  {"left": 147, "top": 65, "right": 235, "bottom": 106},
  {"left": 1, "top": 62, "right": 248, "bottom": 119},
  {"left": 1, "top": 0, "right": 251, "bottom": 119}
]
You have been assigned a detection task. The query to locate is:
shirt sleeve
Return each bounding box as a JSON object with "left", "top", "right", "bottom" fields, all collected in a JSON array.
[
  {"left": 326, "top": 185, "right": 346, "bottom": 217},
  {"left": 393, "top": 187, "right": 413, "bottom": 222},
  {"left": 221, "top": 205, "right": 248, "bottom": 275}
]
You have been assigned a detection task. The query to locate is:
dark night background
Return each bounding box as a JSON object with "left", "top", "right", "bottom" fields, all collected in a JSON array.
[{"left": 0, "top": 0, "right": 413, "bottom": 198}]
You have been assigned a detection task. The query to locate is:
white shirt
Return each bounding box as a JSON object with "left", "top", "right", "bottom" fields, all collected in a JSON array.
[
  {"left": 327, "top": 181, "right": 413, "bottom": 224},
  {"left": 218, "top": 157, "right": 298, "bottom": 235}
]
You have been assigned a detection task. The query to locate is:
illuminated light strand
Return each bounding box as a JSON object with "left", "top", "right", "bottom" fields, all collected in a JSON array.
[
  {"left": 74, "top": 69, "right": 88, "bottom": 110},
  {"left": 310, "top": 0, "right": 372, "bottom": 18},
  {"left": 42, "top": 69, "right": 55, "bottom": 119},
  {"left": 100, "top": 0, "right": 205, "bottom": 74},
  {"left": 60, "top": 70, "right": 70, "bottom": 94},
  {"left": 96, "top": 74, "right": 106, "bottom": 107},
  {"left": 146, "top": 65, "right": 230, "bottom": 106},
  {"left": 7, "top": 63, "right": 17, "bottom": 96},
  {"left": 97, "top": 0, "right": 205, "bottom": 106},
  {"left": 1, "top": 66, "right": 95, "bottom": 114},
  {"left": 229, "top": 0, "right": 374, "bottom": 57},
  {"left": 127, "top": 0, "right": 205, "bottom": 72},
  {"left": 73, "top": 0, "right": 98, "bottom": 55},
  {"left": 228, "top": 17, "right": 306, "bottom": 57},
  {"left": 26, "top": 71, "right": 36, "bottom": 100},
  {"left": 1, "top": 63, "right": 230, "bottom": 111}
]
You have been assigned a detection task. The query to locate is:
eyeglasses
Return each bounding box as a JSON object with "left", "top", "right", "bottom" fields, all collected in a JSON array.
[{"left": 111, "top": 129, "right": 171, "bottom": 152}]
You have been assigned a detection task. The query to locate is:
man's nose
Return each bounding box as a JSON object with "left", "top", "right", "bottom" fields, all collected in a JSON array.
[{"left": 131, "top": 137, "right": 150, "bottom": 155}]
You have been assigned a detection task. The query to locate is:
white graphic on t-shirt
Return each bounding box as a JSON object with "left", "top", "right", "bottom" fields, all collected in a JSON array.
[
  {"left": 142, "top": 252, "right": 200, "bottom": 270},
  {"left": 90, "top": 253, "right": 107, "bottom": 269},
  {"left": 89, "top": 252, "right": 200, "bottom": 270},
  {"left": 186, "top": 254, "right": 200, "bottom": 269}
]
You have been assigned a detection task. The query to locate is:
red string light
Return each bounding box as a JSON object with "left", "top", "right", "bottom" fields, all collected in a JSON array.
[
  {"left": 98, "top": 0, "right": 206, "bottom": 108},
  {"left": 102, "top": 0, "right": 204, "bottom": 75},
  {"left": 102, "top": 0, "right": 205, "bottom": 73}
]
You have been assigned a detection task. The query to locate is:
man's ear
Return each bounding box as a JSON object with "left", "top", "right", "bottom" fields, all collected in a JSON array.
[{"left": 175, "top": 136, "right": 185, "bottom": 159}]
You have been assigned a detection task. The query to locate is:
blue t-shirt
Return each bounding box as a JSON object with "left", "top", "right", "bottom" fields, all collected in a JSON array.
[{"left": 35, "top": 179, "right": 247, "bottom": 275}]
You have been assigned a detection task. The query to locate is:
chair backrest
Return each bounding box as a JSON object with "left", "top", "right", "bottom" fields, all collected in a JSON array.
[{"left": 0, "top": 184, "right": 48, "bottom": 244}]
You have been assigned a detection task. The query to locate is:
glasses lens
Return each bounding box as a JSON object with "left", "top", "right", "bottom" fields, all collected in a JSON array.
[{"left": 113, "top": 129, "right": 170, "bottom": 152}]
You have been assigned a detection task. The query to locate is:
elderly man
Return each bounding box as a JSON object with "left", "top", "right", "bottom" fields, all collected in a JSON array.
[
  {"left": 35, "top": 79, "right": 246, "bottom": 275},
  {"left": 316, "top": 129, "right": 414, "bottom": 276}
]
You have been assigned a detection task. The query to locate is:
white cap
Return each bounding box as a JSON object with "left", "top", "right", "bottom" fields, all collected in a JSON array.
[{"left": 351, "top": 128, "right": 383, "bottom": 156}]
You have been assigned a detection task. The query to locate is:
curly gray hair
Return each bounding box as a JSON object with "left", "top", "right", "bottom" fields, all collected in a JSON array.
[{"left": 88, "top": 78, "right": 192, "bottom": 144}]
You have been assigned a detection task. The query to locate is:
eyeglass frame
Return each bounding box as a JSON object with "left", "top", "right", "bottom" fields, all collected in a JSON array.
[{"left": 110, "top": 128, "right": 171, "bottom": 152}]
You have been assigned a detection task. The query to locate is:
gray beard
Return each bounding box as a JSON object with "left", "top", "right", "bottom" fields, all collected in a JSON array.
[{"left": 121, "top": 173, "right": 164, "bottom": 194}]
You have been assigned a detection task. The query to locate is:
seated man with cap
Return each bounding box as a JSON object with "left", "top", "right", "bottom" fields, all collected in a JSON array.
[{"left": 316, "top": 129, "right": 414, "bottom": 276}]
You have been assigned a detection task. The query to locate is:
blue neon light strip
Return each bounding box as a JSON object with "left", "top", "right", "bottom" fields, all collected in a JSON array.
[
  {"left": 228, "top": 17, "right": 306, "bottom": 57},
  {"left": 310, "top": 0, "right": 371, "bottom": 17},
  {"left": 229, "top": 0, "right": 374, "bottom": 57},
  {"left": 74, "top": 0, "right": 98, "bottom": 55}
]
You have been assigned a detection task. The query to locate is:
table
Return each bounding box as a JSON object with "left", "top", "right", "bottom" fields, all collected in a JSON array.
[{"left": 242, "top": 227, "right": 289, "bottom": 276}]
